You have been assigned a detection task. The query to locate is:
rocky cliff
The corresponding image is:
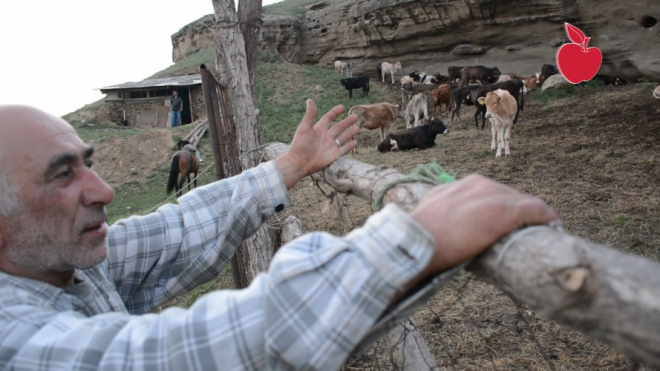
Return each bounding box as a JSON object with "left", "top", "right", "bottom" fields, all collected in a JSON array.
[
  {"left": 171, "top": 14, "right": 302, "bottom": 64},
  {"left": 172, "top": 0, "right": 660, "bottom": 81}
]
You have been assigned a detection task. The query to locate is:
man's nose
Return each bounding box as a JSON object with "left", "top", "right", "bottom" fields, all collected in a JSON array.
[{"left": 81, "top": 168, "right": 114, "bottom": 207}]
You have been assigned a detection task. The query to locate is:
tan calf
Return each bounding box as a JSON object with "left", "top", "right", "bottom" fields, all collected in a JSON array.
[
  {"left": 405, "top": 93, "right": 429, "bottom": 128},
  {"left": 477, "top": 89, "right": 517, "bottom": 158},
  {"left": 522, "top": 76, "right": 537, "bottom": 91},
  {"left": 431, "top": 84, "right": 452, "bottom": 118},
  {"left": 348, "top": 103, "right": 405, "bottom": 153}
]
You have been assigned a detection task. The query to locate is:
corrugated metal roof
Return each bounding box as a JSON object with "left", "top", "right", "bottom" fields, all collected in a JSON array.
[{"left": 100, "top": 74, "right": 202, "bottom": 91}]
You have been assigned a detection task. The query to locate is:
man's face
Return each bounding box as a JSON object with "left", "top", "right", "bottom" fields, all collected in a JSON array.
[
  {"left": 173, "top": 91, "right": 178, "bottom": 98},
  {"left": 0, "top": 106, "right": 115, "bottom": 273}
]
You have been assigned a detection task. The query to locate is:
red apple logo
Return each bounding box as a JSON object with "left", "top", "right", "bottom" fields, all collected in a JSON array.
[{"left": 556, "top": 23, "right": 602, "bottom": 84}]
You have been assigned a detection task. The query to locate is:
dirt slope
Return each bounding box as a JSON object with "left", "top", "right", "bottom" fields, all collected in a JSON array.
[
  {"left": 89, "top": 130, "right": 174, "bottom": 186},
  {"left": 279, "top": 82, "right": 660, "bottom": 370}
]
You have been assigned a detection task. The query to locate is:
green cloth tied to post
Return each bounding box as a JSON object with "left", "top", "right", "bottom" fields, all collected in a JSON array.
[{"left": 373, "top": 162, "right": 455, "bottom": 211}]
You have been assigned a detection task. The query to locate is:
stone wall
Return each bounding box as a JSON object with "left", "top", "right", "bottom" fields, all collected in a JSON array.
[
  {"left": 106, "top": 98, "right": 168, "bottom": 126},
  {"left": 105, "top": 88, "right": 207, "bottom": 127},
  {"left": 190, "top": 85, "right": 207, "bottom": 122}
]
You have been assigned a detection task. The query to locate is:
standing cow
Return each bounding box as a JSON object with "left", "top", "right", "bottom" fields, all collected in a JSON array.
[
  {"left": 431, "top": 84, "right": 452, "bottom": 118},
  {"left": 400, "top": 76, "right": 414, "bottom": 103},
  {"left": 405, "top": 93, "right": 429, "bottom": 128},
  {"left": 478, "top": 89, "right": 517, "bottom": 158},
  {"left": 448, "top": 66, "right": 463, "bottom": 83},
  {"left": 334, "top": 61, "right": 343, "bottom": 73},
  {"left": 348, "top": 102, "right": 405, "bottom": 154},
  {"left": 340, "top": 76, "right": 370, "bottom": 98},
  {"left": 460, "top": 66, "right": 501, "bottom": 87},
  {"left": 450, "top": 85, "right": 481, "bottom": 123},
  {"left": 381, "top": 61, "right": 402, "bottom": 84},
  {"left": 471, "top": 79, "right": 525, "bottom": 130}
]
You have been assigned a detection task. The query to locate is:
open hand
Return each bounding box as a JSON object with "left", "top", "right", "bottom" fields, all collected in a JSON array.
[{"left": 275, "top": 99, "right": 359, "bottom": 189}]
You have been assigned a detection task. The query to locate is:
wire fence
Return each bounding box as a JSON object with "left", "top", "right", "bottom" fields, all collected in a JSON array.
[{"left": 270, "top": 176, "right": 644, "bottom": 371}]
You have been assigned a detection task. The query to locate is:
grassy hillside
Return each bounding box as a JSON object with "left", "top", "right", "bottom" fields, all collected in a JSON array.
[
  {"left": 148, "top": 48, "right": 216, "bottom": 79},
  {"left": 73, "top": 52, "right": 391, "bottom": 226}
]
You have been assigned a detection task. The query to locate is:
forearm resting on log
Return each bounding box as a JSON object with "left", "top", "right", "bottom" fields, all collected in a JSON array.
[{"left": 262, "top": 142, "right": 660, "bottom": 368}]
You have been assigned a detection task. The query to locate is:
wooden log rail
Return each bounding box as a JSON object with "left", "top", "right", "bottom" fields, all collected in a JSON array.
[{"left": 262, "top": 142, "right": 660, "bottom": 368}]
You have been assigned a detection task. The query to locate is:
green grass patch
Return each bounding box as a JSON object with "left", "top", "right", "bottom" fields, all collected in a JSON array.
[
  {"left": 629, "top": 234, "right": 645, "bottom": 248},
  {"left": 148, "top": 48, "right": 216, "bottom": 79},
  {"left": 613, "top": 214, "right": 629, "bottom": 228},
  {"left": 258, "top": 58, "right": 391, "bottom": 143},
  {"left": 61, "top": 98, "right": 106, "bottom": 121},
  {"left": 531, "top": 85, "right": 578, "bottom": 101},
  {"left": 105, "top": 134, "right": 218, "bottom": 224},
  {"left": 470, "top": 149, "right": 491, "bottom": 159},
  {"left": 75, "top": 124, "right": 147, "bottom": 142}
]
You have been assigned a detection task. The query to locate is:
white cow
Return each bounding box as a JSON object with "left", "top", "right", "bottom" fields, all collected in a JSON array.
[
  {"left": 334, "top": 60, "right": 343, "bottom": 73},
  {"left": 654, "top": 85, "right": 660, "bottom": 99},
  {"left": 381, "top": 61, "right": 402, "bottom": 84},
  {"left": 405, "top": 93, "right": 428, "bottom": 128},
  {"left": 478, "top": 89, "right": 517, "bottom": 158}
]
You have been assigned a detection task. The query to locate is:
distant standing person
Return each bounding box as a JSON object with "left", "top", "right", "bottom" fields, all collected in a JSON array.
[{"left": 170, "top": 90, "right": 183, "bottom": 127}]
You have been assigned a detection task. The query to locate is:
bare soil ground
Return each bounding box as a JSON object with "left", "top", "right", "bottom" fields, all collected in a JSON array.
[
  {"left": 90, "top": 130, "right": 174, "bottom": 186},
  {"left": 277, "top": 82, "right": 660, "bottom": 370}
]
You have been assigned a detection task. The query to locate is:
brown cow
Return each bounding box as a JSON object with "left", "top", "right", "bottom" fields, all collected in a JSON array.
[
  {"left": 477, "top": 89, "right": 517, "bottom": 158},
  {"left": 431, "top": 84, "right": 452, "bottom": 118},
  {"left": 460, "top": 66, "right": 501, "bottom": 87},
  {"left": 448, "top": 66, "right": 463, "bottom": 83},
  {"left": 522, "top": 76, "right": 537, "bottom": 91},
  {"left": 348, "top": 102, "right": 405, "bottom": 154}
]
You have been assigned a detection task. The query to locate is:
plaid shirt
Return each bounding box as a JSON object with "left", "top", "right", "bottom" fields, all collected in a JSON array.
[{"left": 0, "top": 161, "right": 465, "bottom": 370}]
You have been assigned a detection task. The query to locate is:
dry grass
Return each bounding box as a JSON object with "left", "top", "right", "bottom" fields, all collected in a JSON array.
[{"left": 275, "top": 81, "right": 660, "bottom": 370}]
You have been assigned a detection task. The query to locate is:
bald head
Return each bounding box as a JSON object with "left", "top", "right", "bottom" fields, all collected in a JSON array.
[{"left": 0, "top": 105, "right": 76, "bottom": 216}]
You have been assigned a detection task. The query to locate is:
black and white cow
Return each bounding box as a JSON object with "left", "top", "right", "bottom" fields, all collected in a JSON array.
[{"left": 377, "top": 118, "right": 449, "bottom": 152}]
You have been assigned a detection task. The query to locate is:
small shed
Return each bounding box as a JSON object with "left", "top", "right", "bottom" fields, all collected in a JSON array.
[{"left": 100, "top": 74, "right": 206, "bottom": 127}]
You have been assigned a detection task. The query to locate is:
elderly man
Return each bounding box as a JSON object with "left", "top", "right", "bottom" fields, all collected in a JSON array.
[{"left": 0, "top": 101, "right": 556, "bottom": 370}]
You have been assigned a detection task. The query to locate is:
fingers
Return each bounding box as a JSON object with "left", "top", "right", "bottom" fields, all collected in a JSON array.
[
  {"left": 338, "top": 140, "right": 358, "bottom": 156},
  {"left": 299, "top": 99, "right": 318, "bottom": 131},
  {"left": 316, "top": 105, "right": 345, "bottom": 130},
  {"left": 513, "top": 196, "right": 559, "bottom": 227},
  {"left": 335, "top": 125, "right": 359, "bottom": 145},
  {"left": 329, "top": 114, "right": 358, "bottom": 137}
]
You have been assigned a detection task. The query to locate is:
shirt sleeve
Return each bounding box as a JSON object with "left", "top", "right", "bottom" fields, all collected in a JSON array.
[
  {"left": 1, "top": 203, "right": 462, "bottom": 371},
  {"left": 104, "top": 160, "right": 292, "bottom": 314}
]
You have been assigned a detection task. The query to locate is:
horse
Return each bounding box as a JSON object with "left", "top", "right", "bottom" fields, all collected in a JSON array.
[{"left": 166, "top": 148, "right": 199, "bottom": 198}]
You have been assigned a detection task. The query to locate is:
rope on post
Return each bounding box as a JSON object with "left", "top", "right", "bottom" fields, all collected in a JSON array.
[{"left": 372, "top": 161, "right": 455, "bottom": 211}]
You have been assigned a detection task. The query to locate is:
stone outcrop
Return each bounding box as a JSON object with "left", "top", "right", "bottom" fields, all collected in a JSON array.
[
  {"left": 172, "top": 1, "right": 660, "bottom": 82},
  {"left": 171, "top": 15, "right": 215, "bottom": 63},
  {"left": 542, "top": 74, "right": 570, "bottom": 91},
  {"left": 296, "top": 0, "right": 659, "bottom": 82},
  {"left": 171, "top": 14, "right": 301, "bottom": 64}
]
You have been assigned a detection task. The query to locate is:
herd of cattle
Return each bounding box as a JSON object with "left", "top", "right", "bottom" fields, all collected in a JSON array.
[{"left": 334, "top": 59, "right": 641, "bottom": 158}]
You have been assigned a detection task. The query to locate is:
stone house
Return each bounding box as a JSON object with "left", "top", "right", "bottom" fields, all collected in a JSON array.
[{"left": 100, "top": 74, "right": 206, "bottom": 127}]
